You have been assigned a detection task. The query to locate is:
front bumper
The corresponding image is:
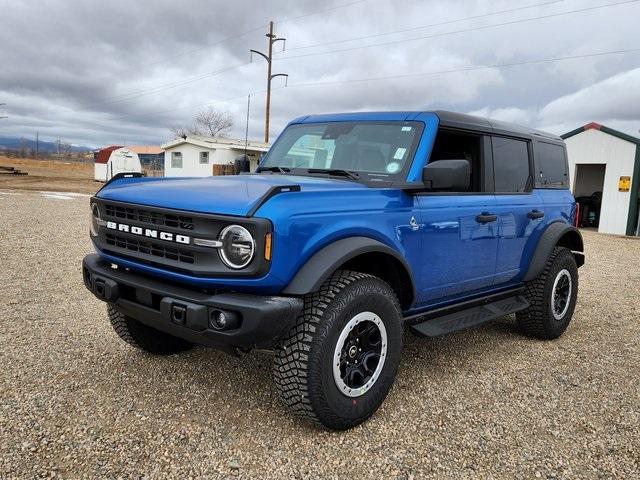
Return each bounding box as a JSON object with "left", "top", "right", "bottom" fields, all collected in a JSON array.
[{"left": 82, "top": 254, "right": 303, "bottom": 353}]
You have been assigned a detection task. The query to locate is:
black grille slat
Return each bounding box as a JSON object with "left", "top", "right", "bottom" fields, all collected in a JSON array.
[
  {"left": 106, "top": 233, "right": 195, "bottom": 264},
  {"left": 104, "top": 204, "right": 194, "bottom": 231}
]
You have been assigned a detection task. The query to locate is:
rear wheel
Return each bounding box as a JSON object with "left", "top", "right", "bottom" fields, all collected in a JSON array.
[
  {"left": 107, "top": 304, "right": 193, "bottom": 355},
  {"left": 273, "top": 271, "right": 403, "bottom": 430},
  {"left": 517, "top": 247, "right": 578, "bottom": 339}
]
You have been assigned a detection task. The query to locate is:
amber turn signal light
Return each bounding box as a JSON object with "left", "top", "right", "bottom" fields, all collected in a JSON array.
[{"left": 264, "top": 233, "right": 272, "bottom": 261}]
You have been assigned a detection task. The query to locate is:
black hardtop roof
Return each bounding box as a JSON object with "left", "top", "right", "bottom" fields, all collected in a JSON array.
[{"left": 434, "top": 110, "right": 563, "bottom": 142}]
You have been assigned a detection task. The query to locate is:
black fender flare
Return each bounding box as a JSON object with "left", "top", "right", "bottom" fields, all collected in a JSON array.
[
  {"left": 282, "top": 236, "right": 416, "bottom": 300},
  {"left": 524, "top": 222, "right": 585, "bottom": 282}
]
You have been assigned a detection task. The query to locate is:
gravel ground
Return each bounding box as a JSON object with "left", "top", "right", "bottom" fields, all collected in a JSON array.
[{"left": 1, "top": 190, "right": 639, "bottom": 479}]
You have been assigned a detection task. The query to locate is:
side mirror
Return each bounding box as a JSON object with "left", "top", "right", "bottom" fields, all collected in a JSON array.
[{"left": 422, "top": 159, "right": 470, "bottom": 191}]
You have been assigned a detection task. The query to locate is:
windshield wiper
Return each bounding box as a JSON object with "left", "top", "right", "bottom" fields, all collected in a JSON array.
[
  {"left": 305, "top": 168, "right": 360, "bottom": 181},
  {"left": 256, "top": 166, "right": 291, "bottom": 174}
]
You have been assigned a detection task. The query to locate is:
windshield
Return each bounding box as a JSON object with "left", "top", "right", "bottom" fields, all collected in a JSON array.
[{"left": 259, "top": 121, "right": 423, "bottom": 180}]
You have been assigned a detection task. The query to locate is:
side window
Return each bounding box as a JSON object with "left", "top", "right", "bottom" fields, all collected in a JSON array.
[
  {"left": 199, "top": 151, "right": 209, "bottom": 164},
  {"left": 536, "top": 142, "right": 568, "bottom": 188},
  {"left": 429, "top": 129, "right": 483, "bottom": 192},
  {"left": 492, "top": 137, "right": 530, "bottom": 193},
  {"left": 171, "top": 152, "right": 183, "bottom": 168}
]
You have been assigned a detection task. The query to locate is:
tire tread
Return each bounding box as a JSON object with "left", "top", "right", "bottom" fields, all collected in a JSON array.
[
  {"left": 273, "top": 270, "right": 400, "bottom": 428},
  {"left": 517, "top": 246, "right": 577, "bottom": 339}
]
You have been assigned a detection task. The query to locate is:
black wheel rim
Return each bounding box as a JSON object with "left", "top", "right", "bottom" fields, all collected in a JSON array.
[
  {"left": 333, "top": 312, "right": 387, "bottom": 397},
  {"left": 552, "top": 269, "right": 572, "bottom": 320}
]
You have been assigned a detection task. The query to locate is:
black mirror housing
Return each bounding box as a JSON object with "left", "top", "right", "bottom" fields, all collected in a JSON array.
[{"left": 422, "top": 159, "right": 471, "bottom": 191}]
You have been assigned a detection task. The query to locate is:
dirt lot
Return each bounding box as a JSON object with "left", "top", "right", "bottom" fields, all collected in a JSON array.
[
  {"left": 0, "top": 156, "right": 99, "bottom": 194},
  {"left": 1, "top": 190, "right": 638, "bottom": 479}
]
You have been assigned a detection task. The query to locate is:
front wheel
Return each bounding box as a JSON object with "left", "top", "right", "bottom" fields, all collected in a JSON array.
[
  {"left": 273, "top": 271, "right": 403, "bottom": 430},
  {"left": 517, "top": 246, "right": 578, "bottom": 339}
]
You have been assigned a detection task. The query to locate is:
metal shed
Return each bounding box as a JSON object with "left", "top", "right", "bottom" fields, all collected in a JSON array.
[
  {"left": 94, "top": 146, "right": 142, "bottom": 182},
  {"left": 562, "top": 123, "right": 640, "bottom": 236}
]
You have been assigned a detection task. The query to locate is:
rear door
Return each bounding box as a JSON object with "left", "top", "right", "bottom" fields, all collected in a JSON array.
[{"left": 489, "top": 135, "right": 546, "bottom": 285}]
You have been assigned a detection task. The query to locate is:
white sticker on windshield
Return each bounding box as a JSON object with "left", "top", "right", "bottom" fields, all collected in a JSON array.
[
  {"left": 401, "top": 126, "right": 412, "bottom": 132},
  {"left": 386, "top": 162, "right": 400, "bottom": 174},
  {"left": 393, "top": 147, "right": 407, "bottom": 160}
]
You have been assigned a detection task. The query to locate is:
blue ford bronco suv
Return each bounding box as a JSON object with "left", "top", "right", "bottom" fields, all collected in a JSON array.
[{"left": 83, "top": 111, "right": 584, "bottom": 430}]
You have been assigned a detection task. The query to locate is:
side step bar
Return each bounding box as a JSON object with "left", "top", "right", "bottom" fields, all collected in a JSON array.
[{"left": 410, "top": 295, "right": 529, "bottom": 337}]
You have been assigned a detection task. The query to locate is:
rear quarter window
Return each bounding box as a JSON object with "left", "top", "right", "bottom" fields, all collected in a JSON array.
[{"left": 535, "top": 142, "right": 569, "bottom": 188}]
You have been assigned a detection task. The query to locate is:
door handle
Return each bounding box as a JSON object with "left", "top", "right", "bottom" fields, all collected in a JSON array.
[
  {"left": 527, "top": 209, "right": 544, "bottom": 220},
  {"left": 476, "top": 213, "right": 498, "bottom": 224}
]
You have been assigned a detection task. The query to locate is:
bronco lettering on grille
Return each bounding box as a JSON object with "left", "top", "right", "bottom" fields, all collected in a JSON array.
[{"left": 105, "top": 221, "right": 190, "bottom": 245}]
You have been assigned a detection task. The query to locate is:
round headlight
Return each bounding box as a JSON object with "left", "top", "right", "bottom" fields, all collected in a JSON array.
[
  {"left": 90, "top": 203, "right": 101, "bottom": 237},
  {"left": 218, "top": 225, "right": 255, "bottom": 269}
]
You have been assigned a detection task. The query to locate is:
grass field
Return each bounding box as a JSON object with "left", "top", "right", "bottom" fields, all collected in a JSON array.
[{"left": 0, "top": 156, "right": 99, "bottom": 194}]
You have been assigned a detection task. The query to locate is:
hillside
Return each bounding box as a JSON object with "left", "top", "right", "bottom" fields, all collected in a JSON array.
[{"left": 0, "top": 136, "right": 92, "bottom": 153}]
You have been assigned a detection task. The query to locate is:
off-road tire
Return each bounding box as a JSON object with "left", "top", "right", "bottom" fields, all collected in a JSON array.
[
  {"left": 107, "top": 304, "right": 193, "bottom": 355},
  {"left": 516, "top": 246, "right": 578, "bottom": 340},
  {"left": 273, "top": 270, "right": 403, "bottom": 430}
]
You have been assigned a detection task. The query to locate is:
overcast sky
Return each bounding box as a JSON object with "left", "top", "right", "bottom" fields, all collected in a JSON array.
[{"left": 0, "top": 0, "right": 638, "bottom": 147}]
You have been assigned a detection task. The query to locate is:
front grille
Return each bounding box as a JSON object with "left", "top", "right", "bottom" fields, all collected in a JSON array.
[
  {"left": 104, "top": 203, "right": 194, "bottom": 231},
  {"left": 94, "top": 199, "right": 271, "bottom": 277},
  {"left": 106, "top": 233, "right": 195, "bottom": 264}
]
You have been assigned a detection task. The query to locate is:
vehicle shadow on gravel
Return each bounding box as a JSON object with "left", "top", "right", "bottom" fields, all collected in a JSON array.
[{"left": 104, "top": 314, "right": 526, "bottom": 430}]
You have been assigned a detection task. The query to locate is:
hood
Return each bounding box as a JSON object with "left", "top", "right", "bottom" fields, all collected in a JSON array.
[{"left": 97, "top": 174, "right": 368, "bottom": 216}]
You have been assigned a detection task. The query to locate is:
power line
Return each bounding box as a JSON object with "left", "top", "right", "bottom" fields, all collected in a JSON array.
[
  {"left": 83, "top": 62, "right": 253, "bottom": 109},
  {"left": 276, "top": 0, "right": 368, "bottom": 24},
  {"left": 90, "top": 1, "right": 368, "bottom": 86},
  {"left": 82, "top": 2, "right": 367, "bottom": 108},
  {"left": 275, "top": 0, "right": 640, "bottom": 61},
  {"left": 118, "top": 47, "right": 639, "bottom": 124},
  {"left": 79, "top": 0, "right": 579, "bottom": 110},
  {"left": 283, "top": 48, "right": 640, "bottom": 89},
  {"left": 282, "top": 0, "right": 568, "bottom": 52},
  {"left": 92, "top": 25, "right": 266, "bottom": 82}
]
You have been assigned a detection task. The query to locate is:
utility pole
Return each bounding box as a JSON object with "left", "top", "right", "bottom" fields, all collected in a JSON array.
[
  {"left": 250, "top": 21, "right": 288, "bottom": 143},
  {"left": 244, "top": 94, "right": 251, "bottom": 157},
  {"left": 35, "top": 131, "right": 39, "bottom": 160},
  {"left": 0, "top": 103, "right": 7, "bottom": 120}
]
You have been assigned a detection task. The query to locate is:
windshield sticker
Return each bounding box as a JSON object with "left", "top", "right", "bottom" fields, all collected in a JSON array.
[
  {"left": 401, "top": 126, "right": 412, "bottom": 132},
  {"left": 393, "top": 147, "right": 407, "bottom": 160},
  {"left": 386, "top": 162, "right": 400, "bottom": 174}
]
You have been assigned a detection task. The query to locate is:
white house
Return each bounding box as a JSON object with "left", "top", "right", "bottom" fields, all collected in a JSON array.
[
  {"left": 562, "top": 123, "right": 640, "bottom": 236},
  {"left": 94, "top": 146, "right": 142, "bottom": 182},
  {"left": 161, "top": 136, "right": 270, "bottom": 177}
]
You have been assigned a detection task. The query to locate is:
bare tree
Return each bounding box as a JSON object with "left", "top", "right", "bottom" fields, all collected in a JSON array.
[
  {"left": 168, "top": 108, "right": 234, "bottom": 139},
  {"left": 59, "top": 140, "right": 72, "bottom": 158},
  {"left": 195, "top": 107, "right": 234, "bottom": 137},
  {"left": 168, "top": 124, "right": 195, "bottom": 138}
]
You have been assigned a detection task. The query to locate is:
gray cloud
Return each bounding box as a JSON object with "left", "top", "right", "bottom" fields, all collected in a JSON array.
[{"left": 0, "top": 0, "right": 638, "bottom": 147}]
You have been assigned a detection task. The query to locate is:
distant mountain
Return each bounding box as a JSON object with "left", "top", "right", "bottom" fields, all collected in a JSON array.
[{"left": 0, "top": 136, "right": 93, "bottom": 153}]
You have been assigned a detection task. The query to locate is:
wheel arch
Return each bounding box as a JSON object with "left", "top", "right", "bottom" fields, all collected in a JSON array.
[
  {"left": 524, "top": 221, "right": 584, "bottom": 282},
  {"left": 282, "top": 237, "right": 416, "bottom": 309}
]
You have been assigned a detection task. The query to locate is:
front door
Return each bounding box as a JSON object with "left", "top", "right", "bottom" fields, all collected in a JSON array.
[
  {"left": 413, "top": 129, "right": 499, "bottom": 305},
  {"left": 416, "top": 194, "right": 499, "bottom": 303}
]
